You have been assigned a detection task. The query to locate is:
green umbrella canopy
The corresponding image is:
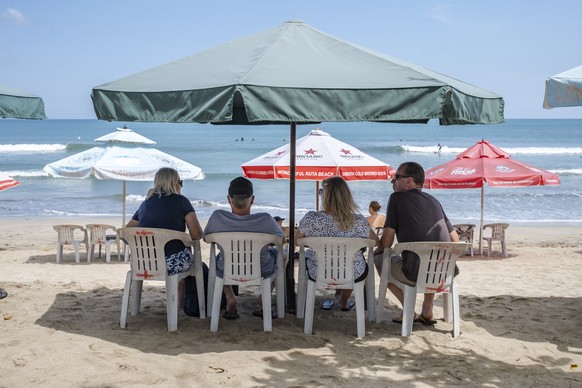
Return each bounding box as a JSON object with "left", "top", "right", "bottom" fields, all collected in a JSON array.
[
  {"left": 91, "top": 20, "right": 505, "bottom": 312},
  {"left": 92, "top": 20, "right": 504, "bottom": 125},
  {"left": 0, "top": 83, "right": 46, "bottom": 119}
]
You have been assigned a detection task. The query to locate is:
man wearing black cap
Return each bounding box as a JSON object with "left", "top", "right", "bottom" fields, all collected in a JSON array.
[{"left": 203, "top": 177, "right": 285, "bottom": 319}]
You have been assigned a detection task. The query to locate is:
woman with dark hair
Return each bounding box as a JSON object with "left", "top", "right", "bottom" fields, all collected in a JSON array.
[
  {"left": 367, "top": 200, "right": 386, "bottom": 229},
  {"left": 295, "top": 176, "right": 378, "bottom": 311}
]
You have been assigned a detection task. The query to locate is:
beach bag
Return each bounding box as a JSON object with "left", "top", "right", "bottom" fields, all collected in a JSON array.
[
  {"left": 183, "top": 262, "right": 209, "bottom": 317},
  {"left": 182, "top": 262, "right": 237, "bottom": 317}
]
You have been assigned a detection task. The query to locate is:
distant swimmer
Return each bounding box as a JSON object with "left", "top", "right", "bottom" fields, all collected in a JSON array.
[{"left": 437, "top": 143, "right": 442, "bottom": 153}]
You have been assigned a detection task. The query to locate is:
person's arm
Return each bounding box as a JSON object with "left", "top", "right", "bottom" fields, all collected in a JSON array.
[
  {"left": 126, "top": 219, "right": 139, "bottom": 227},
  {"left": 449, "top": 229, "right": 460, "bottom": 242},
  {"left": 185, "top": 211, "right": 203, "bottom": 240},
  {"left": 374, "top": 227, "right": 395, "bottom": 255},
  {"left": 369, "top": 228, "right": 379, "bottom": 245},
  {"left": 294, "top": 229, "right": 305, "bottom": 245}
]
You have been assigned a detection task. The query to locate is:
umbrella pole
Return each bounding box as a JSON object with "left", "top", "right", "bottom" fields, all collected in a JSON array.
[
  {"left": 478, "top": 185, "right": 484, "bottom": 255},
  {"left": 286, "top": 122, "right": 297, "bottom": 313},
  {"left": 315, "top": 181, "right": 320, "bottom": 211},
  {"left": 122, "top": 180, "right": 127, "bottom": 226}
]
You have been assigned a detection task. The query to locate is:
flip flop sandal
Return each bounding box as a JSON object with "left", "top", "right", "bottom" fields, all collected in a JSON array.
[
  {"left": 417, "top": 314, "right": 438, "bottom": 325},
  {"left": 392, "top": 315, "right": 424, "bottom": 324},
  {"left": 252, "top": 309, "right": 277, "bottom": 319},
  {"left": 341, "top": 299, "right": 356, "bottom": 311},
  {"left": 223, "top": 309, "right": 240, "bottom": 320},
  {"left": 0, "top": 289, "right": 7, "bottom": 299},
  {"left": 321, "top": 299, "right": 334, "bottom": 310}
]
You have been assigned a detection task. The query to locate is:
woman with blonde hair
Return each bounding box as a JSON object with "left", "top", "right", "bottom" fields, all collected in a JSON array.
[
  {"left": 127, "top": 168, "right": 203, "bottom": 301},
  {"left": 295, "top": 176, "right": 378, "bottom": 311}
]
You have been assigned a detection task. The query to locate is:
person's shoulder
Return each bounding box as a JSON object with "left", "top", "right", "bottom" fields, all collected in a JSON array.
[
  {"left": 208, "top": 209, "right": 229, "bottom": 219},
  {"left": 354, "top": 213, "right": 368, "bottom": 222},
  {"left": 252, "top": 212, "right": 277, "bottom": 220},
  {"left": 302, "top": 211, "right": 320, "bottom": 219}
]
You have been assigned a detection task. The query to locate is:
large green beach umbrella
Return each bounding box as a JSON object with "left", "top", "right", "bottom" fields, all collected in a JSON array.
[
  {"left": 543, "top": 65, "right": 582, "bottom": 108},
  {"left": 0, "top": 83, "right": 46, "bottom": 119},
  {"left": 91, "top": 20, "right": 504, "bottom": 311}
]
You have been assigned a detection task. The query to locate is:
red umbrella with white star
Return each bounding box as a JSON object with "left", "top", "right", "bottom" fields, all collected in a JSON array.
[
  {"left": 242, "top": 128, "right": 394, "bottom": 209},
  {"left": 424, "top": 139, "right": 560, "bottom": 253}
]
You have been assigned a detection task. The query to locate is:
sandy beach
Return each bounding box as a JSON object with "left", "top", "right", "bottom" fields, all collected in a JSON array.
[{"left": 1, "top": 216, "right": 581, "bottom": 387}]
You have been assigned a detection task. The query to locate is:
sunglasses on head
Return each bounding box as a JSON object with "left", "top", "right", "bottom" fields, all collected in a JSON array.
[{"left": 178, "top": 180, "right": 183, "bottom": 187}]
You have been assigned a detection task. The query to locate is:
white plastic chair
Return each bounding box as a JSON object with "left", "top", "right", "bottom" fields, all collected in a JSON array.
[
  {"left": 205, "top": 232, "right": 285, "bottom": 333},
  {"left": 453, "top": 224, "right": 475, "bottom": 256},
  {"left": 297, "top": 237, "right": 376, "bottom": 338},
  {"left": 53, "top": 224, "right": 87, "bottom": 263},
  {"left": 86, "top": 224, "right": 120, "bottom": 262},
  {"left": 297, "top": 238, "right": 377, "bottom": 324},
  {"left": 377, "top": 242, "right": 468, "bottom": 337},
  {"left": 482, "top": 223, "right": 509, "bottom": 257},
  {"left": 119, "top": 227, "right": 206, "bottom": 331}
]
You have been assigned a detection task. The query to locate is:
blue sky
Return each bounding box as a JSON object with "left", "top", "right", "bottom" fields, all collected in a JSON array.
[{"left": 1, "top": 0, "right": 581, "bottom": 119}]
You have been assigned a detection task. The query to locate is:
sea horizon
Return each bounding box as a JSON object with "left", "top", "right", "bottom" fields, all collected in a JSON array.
[{"left": 1, "top": 118, "right": 581, "bottom": 226}]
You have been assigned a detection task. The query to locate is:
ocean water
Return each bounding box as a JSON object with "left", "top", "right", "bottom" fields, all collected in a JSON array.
[{"left": 1, "top": 119, "right": 581, "bottom": 226}]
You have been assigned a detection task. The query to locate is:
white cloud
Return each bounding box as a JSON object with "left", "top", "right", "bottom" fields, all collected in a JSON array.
[
  {"left": 428, "top": 3, "right": 452, "bottom": 23},
  {"left": 2, "top": 7, "right": 27, "bottom": 24}
]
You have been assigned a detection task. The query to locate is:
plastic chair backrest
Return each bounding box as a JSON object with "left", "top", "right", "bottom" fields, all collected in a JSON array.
[
  {"left": 205, "top": 232, "right": 281, "bottom": 286},
  {"left": 483, "top": 223, "right": 508, "bottom": 241},
  {"left": 454, "top": 224, "right": 475, "bottom": 243},
  {"left": 53, "top": 224, "right": 86, "bottom": 244},
  {"left": 393, "top": 242, "right": 468, "bottom": 294},
  {"left": 121, "top": 227, "right": 193, "bottom": 281},
  {"left": 298, "top": 237, "right": 375, "bottom": 290},
  {"left": 86, "top": 224, "right": 116, "bottom": 244}
]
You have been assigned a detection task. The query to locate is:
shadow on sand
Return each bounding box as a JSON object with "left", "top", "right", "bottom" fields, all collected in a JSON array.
[{"left": 34, "top": 285, "right": 582, "bottom": 386}]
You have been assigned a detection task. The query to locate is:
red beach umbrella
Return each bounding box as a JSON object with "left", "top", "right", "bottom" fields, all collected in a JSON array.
[
  {"left": 424, "top": 139, "right": 560, "bottom": 253},
  {"left": 242, "top": 128, "right": 394, "bottom": 210},
  {"left": 0, "top": 173, "right": 20, "bottom": 192}
]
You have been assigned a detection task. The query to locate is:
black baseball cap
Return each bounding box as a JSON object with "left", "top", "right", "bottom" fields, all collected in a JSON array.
[
  {"left": 274, "top": 216, "right": 285, "bottom": 222},
  {"left": 228, "top": 177, "right": 253, "bottom": 198}
]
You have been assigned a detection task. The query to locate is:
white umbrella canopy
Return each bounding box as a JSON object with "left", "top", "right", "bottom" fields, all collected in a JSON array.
[
  {"left": 43, "top": 145, "right": 205, "bottom": 224},
  {"left": 242, "top": 129, "right": 393, "bottom": 181},
  {"left": 0, "top": 172, "right": 21, "bottom": 192},
  {"left": 242, "top": 129, "right": 393, "bottom": 210},
  {"left": 543, "top": 65, "right": 582, "bottom": 108},
  {"left": 94, "top": 126, "right": 156, "bottom": 144}
]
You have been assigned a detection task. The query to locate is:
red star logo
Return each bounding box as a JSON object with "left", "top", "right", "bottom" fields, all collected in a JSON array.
[
  {"left": 275, "top": 151, "right": 285, "bottom": 156},
  {"left": 304, "top": 148, "right": 317, "bottom": 155},
  {"left": 340, "top": 148, "right": 352, "bottom": 155}
]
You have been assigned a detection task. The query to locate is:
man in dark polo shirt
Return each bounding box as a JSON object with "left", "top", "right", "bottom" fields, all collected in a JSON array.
[{"left": 375, "top": 162, "right": 459, "bottom": 324}]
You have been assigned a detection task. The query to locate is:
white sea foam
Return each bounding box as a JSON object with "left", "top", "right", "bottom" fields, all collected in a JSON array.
[
  {"left": 1, "top": 170, "right": 48, "bottom": 177},
  {"left": 402, "top": 145, "right": 464, "bottom": 154},
  {"left": 551, "top": 168, "right": 582, "bottom": 175},
  {"left": 125, "top": 194, "right": 145, "bottom": 202},
  {"left": 0, "top": 144, "right": 67, "bottom": 152}
]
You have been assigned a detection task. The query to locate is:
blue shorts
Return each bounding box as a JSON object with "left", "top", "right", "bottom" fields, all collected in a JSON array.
[{"left": 165, "top": 247, "right": 194, "bottom": 276}]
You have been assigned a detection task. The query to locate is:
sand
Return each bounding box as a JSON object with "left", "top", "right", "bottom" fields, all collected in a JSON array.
[{"left": 1, "top": 217, "right": 581, "bottom": 387}]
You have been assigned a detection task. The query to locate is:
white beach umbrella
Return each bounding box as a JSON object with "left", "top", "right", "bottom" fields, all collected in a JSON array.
[
  {"left": 94, "top": 126, "right": 156, "bottom": 144},
  {"left": 44, "top": 145, "right": 204, "bottom": 224},
  {"left": 543, "top": 65, "right": 582, "bottom": 108},
  {"left": 242, "top": 128, "right": 393, "bottom": 210},
  {"left": 0, "top": 172, "right": 21, "bottom": 192}
]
